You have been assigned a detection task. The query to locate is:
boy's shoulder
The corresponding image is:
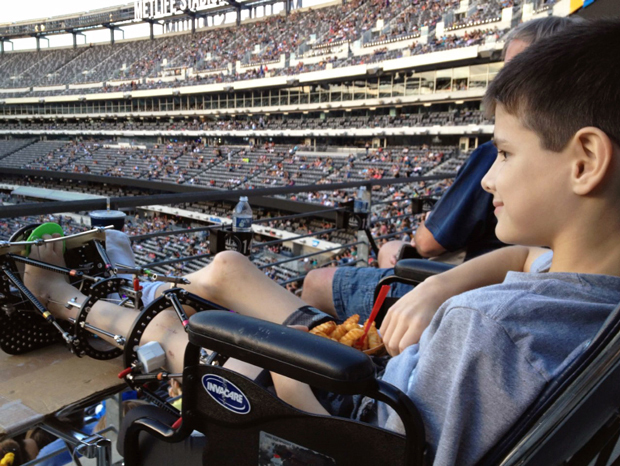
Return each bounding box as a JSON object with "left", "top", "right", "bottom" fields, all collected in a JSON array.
[
  {"left": 440, "top": 270, "right": 620, "bottom": 379},
  {"left": 447, "top": 267, "right": 620, "bottom": 323}
]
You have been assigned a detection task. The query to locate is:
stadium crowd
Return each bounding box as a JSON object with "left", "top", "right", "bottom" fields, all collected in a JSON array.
[{"left": 0, "top": 0, "right": 521, "bottom": 96}]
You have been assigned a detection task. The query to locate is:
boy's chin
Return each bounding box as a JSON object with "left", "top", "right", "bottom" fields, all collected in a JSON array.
[
  {"left": 496, "top": 229, "right": 544, "bottom": 248},
  {"left": 495, "top": 227, "right": 527, "bottom": 247}
]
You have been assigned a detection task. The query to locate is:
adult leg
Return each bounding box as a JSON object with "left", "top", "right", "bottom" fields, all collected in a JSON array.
[
  {"left": 305, "top": 265, "right": 411, "bottom": 322},
  {"left": 377, "top": 240, "right": 407, "bottom": 268},
  {"left": 300, "top": 267, "right": 339, "bottom": 317}
]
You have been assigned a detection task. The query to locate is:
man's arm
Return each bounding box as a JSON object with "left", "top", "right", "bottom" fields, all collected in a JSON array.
[
  {"left": 414, "top": 216, "right": 447, "bottom": 257},
  {"left": 380, "top": 246, "right": 548, "bottom": 355},
  {"left": 418, "top": 142, "right": 499, "bottom": 257}
]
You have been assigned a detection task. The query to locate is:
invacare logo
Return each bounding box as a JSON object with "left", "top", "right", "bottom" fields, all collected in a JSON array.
[{"left": 202, "top": 374, "right": 251, "bottom": 415}]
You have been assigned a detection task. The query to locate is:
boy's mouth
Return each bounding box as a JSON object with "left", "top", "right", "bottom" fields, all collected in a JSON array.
[{"left": 493, "top": 200, "right": 504, "bottom": 215}]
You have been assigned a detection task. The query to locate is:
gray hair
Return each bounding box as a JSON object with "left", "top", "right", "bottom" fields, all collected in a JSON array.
[{"left": 502, "top": 16, "right": 584, "bottom": 58}]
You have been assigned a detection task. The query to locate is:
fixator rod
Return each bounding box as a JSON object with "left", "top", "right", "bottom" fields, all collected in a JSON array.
[
  {"left": 3, "top": 267, "right": 73, "bottom": 344},
  {"left": 163, "top": 290, "right": 190, "bottom": 328},
  {"left": 69, "top": 317, "right": 125, "bottom": 346},
  {"left": 9, "top": 254, "right": 84, "bottom": 278}
]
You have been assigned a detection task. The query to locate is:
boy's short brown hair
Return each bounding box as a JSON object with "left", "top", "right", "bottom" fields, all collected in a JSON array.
[{"left": 485, "top": 19, "right": 620, "bottom": 152}]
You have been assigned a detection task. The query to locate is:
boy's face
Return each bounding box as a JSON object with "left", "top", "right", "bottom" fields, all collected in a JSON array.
[{"left": 481, "top": 105, "right": 573, "bottom": 247}]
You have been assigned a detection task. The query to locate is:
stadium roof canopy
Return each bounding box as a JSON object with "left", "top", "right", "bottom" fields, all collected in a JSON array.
[
  {"left": 0, "top": 0, "right": 283, "bottom": 40},
  {"left": 11, "top": 186, "right": 105, "bottom": 202}
]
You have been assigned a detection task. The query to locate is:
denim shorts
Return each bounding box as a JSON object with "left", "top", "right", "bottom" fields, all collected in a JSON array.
[{"left": 332, "top": 267, "right": 415, "bottom": 322}]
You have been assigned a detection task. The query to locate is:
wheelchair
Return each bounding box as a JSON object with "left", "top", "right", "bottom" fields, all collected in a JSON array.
[{"left": 117, "top": 258, "right": 620, "bottom": 466}]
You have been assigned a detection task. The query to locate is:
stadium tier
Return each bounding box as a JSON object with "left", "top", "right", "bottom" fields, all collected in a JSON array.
[{"left": 0, "top": 0, "right": 560, "bottom": 276}]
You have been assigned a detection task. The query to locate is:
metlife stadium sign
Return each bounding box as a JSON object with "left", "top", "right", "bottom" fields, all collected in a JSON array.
[{"left": 134, "top": 0, "right": 215, "bottom": 20}]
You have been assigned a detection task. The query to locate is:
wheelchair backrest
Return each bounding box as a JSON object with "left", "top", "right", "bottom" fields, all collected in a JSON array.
[{"left": 481, "top": 300, "right": 620, "bottom": 465}]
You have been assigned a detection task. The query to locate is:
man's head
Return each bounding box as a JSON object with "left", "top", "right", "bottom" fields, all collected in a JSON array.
[
  {"left": 502, "top": 16, "right": 582, "bottom": 62},
  {"left": 482, "top": 19, "right": 620, "bottom": 248}
]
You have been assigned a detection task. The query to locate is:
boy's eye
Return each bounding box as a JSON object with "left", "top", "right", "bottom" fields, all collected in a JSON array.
[{"left": 498, "top": 150, "right": 510, "bottom": 160}]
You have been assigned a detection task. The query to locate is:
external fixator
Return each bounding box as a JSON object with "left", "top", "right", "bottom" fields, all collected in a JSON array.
[
  {"left": 1, "top": 265, "right": 74, "bottom": 346},
  {"left": 123, "top": 288, "right": 230, "bottom": 369},
  {"left": 72, "top": 276, "right": 134, "bottom": 360},
  {"left": 163, "top": 288, "right": 192, "bottom": 328},
  {"left": 114, "top": 264, "right": 191, "bottom": 286},
  {"left": 0, "top": 226, "right": 127, "bottom": 356}
]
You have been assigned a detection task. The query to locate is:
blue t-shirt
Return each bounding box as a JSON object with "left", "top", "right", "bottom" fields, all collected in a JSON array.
[
  {"left": 379, "top": 252, "right": 620, "bottom": 464},
  {"left": 424, "top": 141, "right": 504, "bottom": 260}
]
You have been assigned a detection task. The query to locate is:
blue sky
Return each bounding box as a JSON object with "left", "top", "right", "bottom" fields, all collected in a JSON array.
[{"left": 2, "top": 0, "right": 329, "bottom": 50}]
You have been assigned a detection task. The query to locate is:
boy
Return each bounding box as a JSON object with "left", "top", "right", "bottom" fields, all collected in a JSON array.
[{"left": 21, "top": 18, "right": 620, "bottom": 465}]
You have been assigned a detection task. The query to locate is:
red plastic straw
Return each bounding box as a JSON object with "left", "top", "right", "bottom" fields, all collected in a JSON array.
[{"left": 357, "top": 284, "right": 390, "bottom": 348}]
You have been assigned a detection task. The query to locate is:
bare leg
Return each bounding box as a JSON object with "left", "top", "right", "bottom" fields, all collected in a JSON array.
[
  {"left": 25, "top": 243, "right": 305, "bottom": 373},
  {"left": 153, "top": 251, "right": 306, "bottom": 325},
  {"left": 377, "top": 240, "right": 407, "bottom": 268},
  {"left": 26, "top": 239, "right": 329, "bottom": 416},
  {"left": 300, "top": 267, "right": 339, "bottom": 317}
]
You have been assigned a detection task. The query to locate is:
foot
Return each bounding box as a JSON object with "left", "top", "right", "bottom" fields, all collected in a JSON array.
[{"left": 23, "top": 233, "right": 78, "bottom": 319}]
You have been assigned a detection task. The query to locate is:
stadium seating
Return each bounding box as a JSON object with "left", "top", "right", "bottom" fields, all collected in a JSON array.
[{"left": 0, "top": 0, "right": 518, "bottom": 95}]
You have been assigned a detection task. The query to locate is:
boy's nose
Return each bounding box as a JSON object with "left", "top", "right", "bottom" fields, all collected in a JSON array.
[{"left": 481, "top": 159, "right": 499, "bottom": 194}]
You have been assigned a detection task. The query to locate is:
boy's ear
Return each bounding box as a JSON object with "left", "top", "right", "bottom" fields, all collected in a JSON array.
[{"left": 570, "top": 127, "right": 615, "bottom": 196}]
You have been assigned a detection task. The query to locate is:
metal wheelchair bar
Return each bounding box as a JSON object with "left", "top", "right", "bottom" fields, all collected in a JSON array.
[
  {"left": 252, "top": 228, "right": 342, "bottom": 248},
  {"left": 37, "top": 418, "right": 113, "bottom": 466},
  {"left": 257, "top": 241, "right": 366, "bottom": 269}
]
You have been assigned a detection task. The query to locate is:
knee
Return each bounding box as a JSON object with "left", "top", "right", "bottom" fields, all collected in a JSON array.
[
  {"left": 301, "top": 268, "right": 333, "bottom": 304},
  {"left": 377, "top": 241, "right": 404, "bottom": 268},
  {"left": 196, "top": 251, "right": 251, "bottom": 300}
]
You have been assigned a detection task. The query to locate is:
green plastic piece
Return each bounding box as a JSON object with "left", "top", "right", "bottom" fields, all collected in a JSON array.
[{"left": 26, "top": 222, "right": 65, "bottom": 255}]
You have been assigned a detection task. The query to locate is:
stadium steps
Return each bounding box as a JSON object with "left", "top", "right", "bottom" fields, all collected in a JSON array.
[
  {"left": 48, "top": 47, "right": 92, "bottom": 80},
  {"left": 0, "top": 139, "right": 37, "bottom": 161},
  {"left": 85, "top": 44, "right": 132, "bottom": 82},
  {"left": 0, "top": 140, "right": 71, "bottom": 168}
]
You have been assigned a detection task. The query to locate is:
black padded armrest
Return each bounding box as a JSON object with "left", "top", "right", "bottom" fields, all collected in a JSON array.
[
  {"left": 394, "top": 259, "right": 454, "bottom": 282},
  {"left": 187, "top": 311, "right": 377, "bottom": 394}
]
